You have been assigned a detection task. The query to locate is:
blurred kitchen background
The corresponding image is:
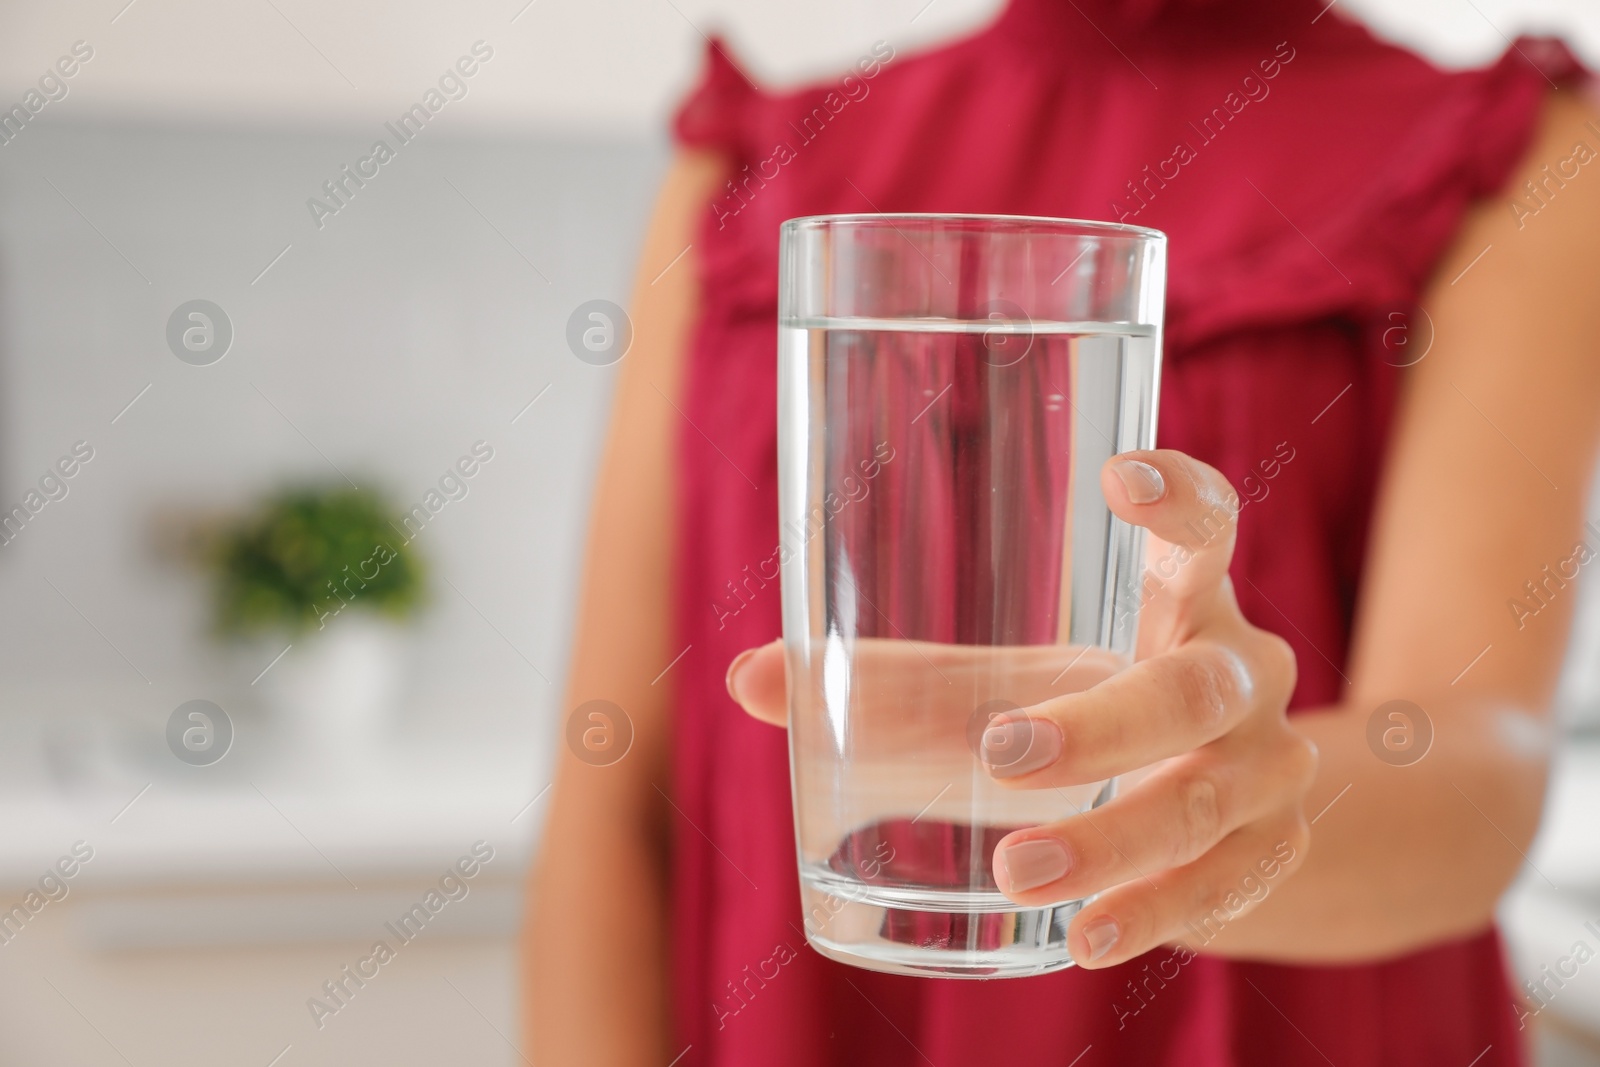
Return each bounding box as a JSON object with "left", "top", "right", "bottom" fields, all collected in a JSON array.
[{"left": 0, "top": 1, "right": 1597, "bottom": 1064}]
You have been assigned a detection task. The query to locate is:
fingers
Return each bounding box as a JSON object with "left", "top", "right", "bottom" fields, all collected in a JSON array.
[
  {"left": 726, "top": 640, "right": 786, "bottom": 726},
  {"left": 990, "top": 728, "right": 1318, "bottom": 906},
  {"left": 1101, "top": 449, "right": 1239, "bottom": 616},
  {"left": 1061, "top": 813, "right": 1312, "bottom": 968},
  {"left": 728, "top": 625, "right": 1298, "bottom": 784},
  {"left": 725, "top": 638, "right": 1131, "bottom": 733},
  {"left": 982, "top": 633, "right": 1283, "bottom": 786}
]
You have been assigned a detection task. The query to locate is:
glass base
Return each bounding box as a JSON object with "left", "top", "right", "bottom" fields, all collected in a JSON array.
[{"left": 799, "top": 869, "right": 1083, "bottom": 979}]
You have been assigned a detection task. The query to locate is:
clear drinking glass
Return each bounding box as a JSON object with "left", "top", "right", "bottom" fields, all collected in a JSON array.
[{"left": 777, "top": 213, "right": 1165, "bottom": 978}]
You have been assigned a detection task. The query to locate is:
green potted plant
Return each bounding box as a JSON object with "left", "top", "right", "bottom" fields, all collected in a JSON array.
[{"left": 210, "top": 485, "right": 425, "bottom": 749}]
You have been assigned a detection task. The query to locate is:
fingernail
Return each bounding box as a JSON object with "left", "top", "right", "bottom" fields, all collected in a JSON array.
[
  {"left": 1113, "top": 459, "right": 1165, "bottom": 504},
  {"left": 1083, "top": 916, "right": 1120, "bottom": 961},
  {"left": 981, "top": 719, "right": 1062, "bottom": 778},
  {"left": 725, "top": 649, "right": 756, "bottom": 705},
  {"left": 997, "top": 839, "right": 1072, "bottom": 893}
]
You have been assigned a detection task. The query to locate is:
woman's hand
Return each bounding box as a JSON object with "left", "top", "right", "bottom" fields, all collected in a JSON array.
[{"left": 725, "top": 449, "right": 1317, "bottom": 969}]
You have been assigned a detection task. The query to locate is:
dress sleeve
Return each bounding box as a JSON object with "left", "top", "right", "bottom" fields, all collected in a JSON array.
[
  {"left": 671, "top": 37, "right": 757, "bottom": 158},
  {"left": 1170, "top": 36, "right": 1592, "bottom": 350},
  {"left": 1341, "top": 36, "right": 1590, "bottom": 304}
]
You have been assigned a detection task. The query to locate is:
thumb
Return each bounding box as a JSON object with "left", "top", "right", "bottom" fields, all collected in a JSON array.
[{"left": 725, "top": 640, "right": 787, "bottom": 726}]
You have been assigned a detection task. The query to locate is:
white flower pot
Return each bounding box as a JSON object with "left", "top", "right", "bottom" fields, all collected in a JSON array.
[{"left": 256, "top": 616, "right": 408, "bottom": 759}]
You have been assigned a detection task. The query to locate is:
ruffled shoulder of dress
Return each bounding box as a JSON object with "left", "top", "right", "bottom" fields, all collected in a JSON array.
[
  {"left": 1171, "top": 37, "right": 1591, "bottom": 350},
  {"left": 671, "top": 36, "right": 762, "bottom": 156}
]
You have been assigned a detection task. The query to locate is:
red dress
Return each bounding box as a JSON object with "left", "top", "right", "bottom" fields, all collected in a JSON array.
[{"left": 665, "top": 1, "right": 1585, "bottom": 1062}]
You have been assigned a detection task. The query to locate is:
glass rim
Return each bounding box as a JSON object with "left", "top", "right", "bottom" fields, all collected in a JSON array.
[{"left": 780, "top": 212, "right": 1166, "bottom": 243}]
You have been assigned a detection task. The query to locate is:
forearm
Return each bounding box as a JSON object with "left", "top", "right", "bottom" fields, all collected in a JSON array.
[
  {"left": 1199, "top": 696, "right": 1549, "bottom": 962},
  {"left": 526, "top": 785, "right": 670, "bottom": 1065}
]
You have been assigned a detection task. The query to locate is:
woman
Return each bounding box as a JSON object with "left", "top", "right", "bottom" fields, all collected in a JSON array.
[{"left": 528, "top": 0, "right": 1600, "bottom": 1062}]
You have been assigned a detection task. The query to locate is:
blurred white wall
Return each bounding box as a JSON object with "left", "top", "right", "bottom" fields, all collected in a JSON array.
[
  {"left": 0, "top": 0, "right": 1003, "bottom": 135},
  {"left": 0, "top": 0, "right": 1595, "bottom": 136}
]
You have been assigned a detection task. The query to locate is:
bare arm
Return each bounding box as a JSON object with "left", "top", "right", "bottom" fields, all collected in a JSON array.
[
  {"left": 1212, "top": 87, "right": 1600, "bottom": 960},
  {"left": 524, "top": 151, "right": 722, "bottom": 1064}
]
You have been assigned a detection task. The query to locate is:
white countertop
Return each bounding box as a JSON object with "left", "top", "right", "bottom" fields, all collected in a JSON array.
[
  {"left": 0, "top": 688, "right": 555, "bottom": 948},
  {"left": 0, "top": 688, "right": 552, "bottom": 890}
]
